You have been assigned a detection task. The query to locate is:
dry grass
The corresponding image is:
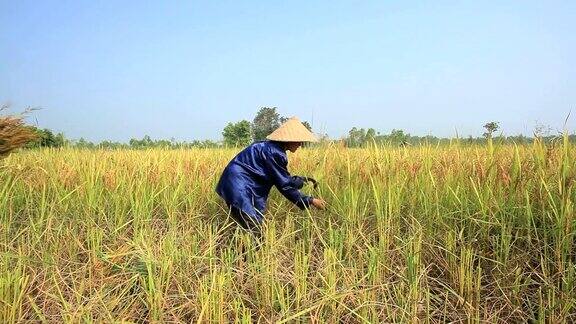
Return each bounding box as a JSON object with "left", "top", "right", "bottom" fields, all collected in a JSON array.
[
  {"left": 0, "top": 104, "right": 38, "bottom": 158},
  {"left": 0, "top": 138, "right": 574, "bottom": 322}
]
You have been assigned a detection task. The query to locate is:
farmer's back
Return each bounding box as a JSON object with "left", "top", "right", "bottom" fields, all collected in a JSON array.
[{"left": 216, "top": 141, "right": 286, "bottom": 220}]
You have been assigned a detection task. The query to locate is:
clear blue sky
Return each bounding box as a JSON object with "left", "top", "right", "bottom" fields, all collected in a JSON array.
[{"left": 1, "top": 1, "right": 574, "bottom": 142}]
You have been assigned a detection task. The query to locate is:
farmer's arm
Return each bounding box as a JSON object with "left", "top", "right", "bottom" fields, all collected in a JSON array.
[
  {"left": 289, "top": 175, "right": 306, "bottom": 189},
  {"left": 263, "top": 151, "right": 313, "bottom": 210}
]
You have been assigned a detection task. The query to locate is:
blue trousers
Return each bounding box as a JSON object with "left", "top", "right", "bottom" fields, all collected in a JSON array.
[{"left": 227, "top": 205, "right": 263, "bottom": 239}]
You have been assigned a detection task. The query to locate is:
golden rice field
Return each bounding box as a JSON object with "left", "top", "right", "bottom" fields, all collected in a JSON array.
[{"left": 0, "top": 139, "right": 575, "bottom": 323}]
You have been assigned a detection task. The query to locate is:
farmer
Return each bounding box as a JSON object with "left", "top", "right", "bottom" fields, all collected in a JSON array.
[{"left": 216, "top": 117, "right": 326, "bottom": 236}]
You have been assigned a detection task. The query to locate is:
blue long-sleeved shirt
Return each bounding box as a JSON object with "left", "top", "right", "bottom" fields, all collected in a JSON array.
[{"left": 215, "top": 141, "right": 313, "bottom": 222}]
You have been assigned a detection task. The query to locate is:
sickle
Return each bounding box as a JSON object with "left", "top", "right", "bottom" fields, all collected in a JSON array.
[{"left": 302, "top": 177, "right": 319, "bottom": 190}]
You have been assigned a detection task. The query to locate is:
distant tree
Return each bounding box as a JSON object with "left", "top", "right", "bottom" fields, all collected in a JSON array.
[
  {"left": 223, "top": 120, "right": 252, "bottom": 147},
  {"left": 483, "top": 122, "right": 499, "bottom": 138},
  {"left": 346, "top": 127, "right": 366, "bottom": 147},
  {"left": 389, "top": 129, "right": 409, "bottom": 145},
  {"left": 200, "top": 140, "right": 219, "bottom": 148},
  {"left": 129, "top": 135, "right": 154, "bottom": 148},
  {"left": 253, "top": 107, "right": 281, "bottom": 141},
  {"left": 26, "top": 127, "right": 66, "bottom": 148},
  {"left": 365, "top": 128, "right": 376, "bottom": 144},
  {"left": 421, "top": 135, "right": 439, "bottom": 145},
  {"left": 35, "top": 129, "right": 55, "bottom": 147},
  {"left": 55, "top": 132, "right": 66, "bottom": 147},
  {"left": 75, "top": 137, "right": 95, "bottom": 149},
  {"left": 99, "top": 140, "right": 125, "bottom": 149},
  {"left": 251, "top": 108, "right": 315, "bottom": 141},
  {"left": 142, "top": 135, "right": 153, "bottom": 147},
  {"left": 508, "top": 134, "right": 530, "bottom": 145}
]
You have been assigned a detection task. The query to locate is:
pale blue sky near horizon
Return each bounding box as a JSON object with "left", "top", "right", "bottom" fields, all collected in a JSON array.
[{"left": 1, "top": 1, "right": 574, "bottom": 142}]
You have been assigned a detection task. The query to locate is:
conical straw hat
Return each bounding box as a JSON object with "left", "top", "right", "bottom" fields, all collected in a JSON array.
[{"left": 266, "top": 117, "right": 317, "bottom": 142}]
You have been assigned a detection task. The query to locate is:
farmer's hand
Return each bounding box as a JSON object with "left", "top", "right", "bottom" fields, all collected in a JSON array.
[{"left": 312, "top": 198, "right": 326, "bottom": 210}]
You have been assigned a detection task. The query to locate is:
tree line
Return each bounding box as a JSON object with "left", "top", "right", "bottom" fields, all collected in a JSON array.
[
  {"left": 23, "top": 107, "right": 310, "bottom": 149},
  {"left": 6, "top": 106, "right": 573, "bottom": 149},
  {"left": 343, "top": 122, "right": 574, "bottom": 147},
  {"left": 25, "top": 128, "right": 221, "bottom": 149}
]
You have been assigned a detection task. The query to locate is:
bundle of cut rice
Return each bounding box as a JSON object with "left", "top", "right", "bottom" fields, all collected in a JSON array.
[{"left": 0, "top": 105, "right": 38, "bottom": 158}]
